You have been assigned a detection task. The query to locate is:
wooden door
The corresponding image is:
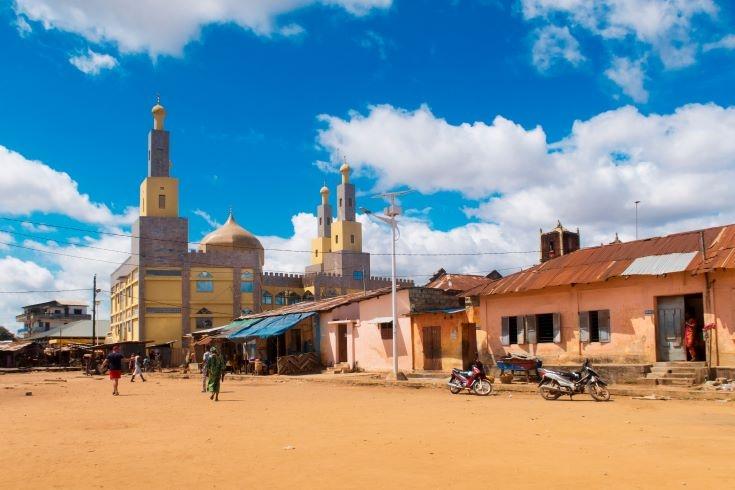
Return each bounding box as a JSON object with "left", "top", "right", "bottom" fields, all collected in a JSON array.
[
  {"left": 337, "top": 324, "right": 348, "bottom": 363},
  {"left": 423, "top": 326, "right": 442, "bottom": 371},
  {"left": 462, "top": 323, "right": 478, "bottom": 370},
  {"left": 657, "top": 296, "right": 686, "bottom": 361}
]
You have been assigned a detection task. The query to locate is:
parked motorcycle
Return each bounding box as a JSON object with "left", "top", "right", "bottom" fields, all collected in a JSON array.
[
  {"left": 537, "top": 359, "right": 610, "bottom": 401},
  {"left": 448, "top": 359, "right": 494, "bottom": 396}
]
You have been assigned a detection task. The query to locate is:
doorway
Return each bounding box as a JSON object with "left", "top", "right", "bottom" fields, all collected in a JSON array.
[
  {"left": 422, "top": 326, "right": 442, "bottom": 371},
  {"left": 461, "top": 323, "right": 478, "bottom": 370},
  {"left": 656, "top": 294, "right": 704, "bottom": 361},
  {"left": 337, "top": 324, "right": 348, "bottom": 363}
]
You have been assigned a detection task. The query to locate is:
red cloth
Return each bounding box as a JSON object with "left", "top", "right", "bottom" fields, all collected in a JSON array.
[
  {"left": 683, "top": 319, "right": 697, "bottom": 347},
  {"left": 109, "top": 369, "right": 122, "bottom": 380}
]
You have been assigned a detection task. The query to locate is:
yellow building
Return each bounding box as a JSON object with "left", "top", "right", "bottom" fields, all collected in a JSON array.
[{"left": 110, "top": 100, "right": 399, "bottom": 348}]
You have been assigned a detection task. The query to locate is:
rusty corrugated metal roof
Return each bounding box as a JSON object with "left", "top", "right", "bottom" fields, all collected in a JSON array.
[
  {"left": 467, "top": 224, "right": 735, "bottom": 297},
  {"left": 425, "top": 273, "right": 497, "bottom": 293}
]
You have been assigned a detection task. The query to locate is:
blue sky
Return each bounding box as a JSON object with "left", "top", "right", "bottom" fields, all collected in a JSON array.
[{"left": 2, "top": 0, "right": 735, "bottom": 329}]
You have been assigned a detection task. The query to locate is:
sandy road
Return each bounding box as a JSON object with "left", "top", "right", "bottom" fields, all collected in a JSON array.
[{"left": 1, "top": 371, "right": 733, "bottom": 489}]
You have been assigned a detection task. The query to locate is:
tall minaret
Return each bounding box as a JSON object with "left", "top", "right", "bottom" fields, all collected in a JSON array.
[
  {"left": 140, "top": 97, "right": 179, "bottom": 218},
  {"left": 310, "top": 185, "right": 332, "bottom": 265},
  {"left": 332, "top": 162, "right": 362, "bottom": 253}
]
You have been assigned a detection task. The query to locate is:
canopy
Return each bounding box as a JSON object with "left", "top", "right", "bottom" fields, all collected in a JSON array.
[
  {"left": 229, "top": 312, "right": 315, "bottom": 339},
  {"left": 363, "top": 316, "right": 393, "bottom": 325},
  {"left": 227, "top": 318, "right": 265, "bottom": 339}
]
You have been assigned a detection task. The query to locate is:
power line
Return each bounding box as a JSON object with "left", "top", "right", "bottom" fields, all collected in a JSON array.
[
  {"left": 0, "top": 216, "right": 540, "bottom": 256},
  {"left": 0, "top": 288, "right": 92, "bottom": 294}
]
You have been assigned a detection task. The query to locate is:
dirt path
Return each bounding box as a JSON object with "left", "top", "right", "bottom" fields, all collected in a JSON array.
[{"left": 2, "top": 372, "right": 733, "bottom": 489}]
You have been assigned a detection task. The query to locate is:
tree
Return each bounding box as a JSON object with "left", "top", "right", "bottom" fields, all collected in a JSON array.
[{"left": 0, "top": 326, "right": 15, "bottom": 341}]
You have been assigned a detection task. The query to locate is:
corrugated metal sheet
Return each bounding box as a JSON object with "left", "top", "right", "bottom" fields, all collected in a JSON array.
[
  {"left": 0, "top": 341, "right": 36, "bottom": 352},
  {"left": 232, "top": 312, "right": 315, "bottom": 339},
  {"left": 426, "top": 273, "right": 496, "bottom": 293},
  {"left": 622, "top": 252, "right": 698, "bottom": 276},
  {"left": 466, "top": 224, "right": 735, "bottom": 297}
]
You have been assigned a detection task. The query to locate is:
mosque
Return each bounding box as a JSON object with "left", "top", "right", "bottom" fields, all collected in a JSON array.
[{"left": 109, "top": 100, "right": 405, "bottom": 347}]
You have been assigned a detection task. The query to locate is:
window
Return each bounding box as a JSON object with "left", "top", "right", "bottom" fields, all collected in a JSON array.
[
  {"left": 262, "top": 291, "right": 273, "bottom": 305},
  {"left": 315, "top": 249, "right": 319, "bottom": 257},
  {"left": 275, "top": 292, "right": 287, "bottom": 306},
  {"left": 240, "top": 271, "right": 254, "bottom": 293},
  {"left": 158, "top": 194, "right": 166, "bottom": 209},
  {"left": 339, "top": 198, "right": 343, "bottom": 207},
  {"left": 335, "top": 235, "right": 339, "bottom": 244},
  {"left": 196, "top": 271, "right": 214, "bottom": 292},
  {"left": 504, "top": 313, "right": 560, "bottom": 345},
  {"left": 288, "top": 292, "right": 301, "bottom": 305},
  {"left": 241, "top": 308, "right": 253, "bottom": 316},
  {"left": 303, "top": 291, "right": 314, "bottom": 301},
  {"left": 319, "top": 217, "right": 322, "bottom": 225},
  {"left": 380, "top": 322, "right": 393, "bottom": 340},
  {"left": 350, "top": 234, "right": 355, "bottom": 244},
  {"left": 74, "top": 309, "right": 82, "bottom": 315},
  {"left": 353, "top": 270, "right": 363, "bottom": 281},
  {"left": 196, "top": 317, "right": 213, "bottom": 329},
  {"left": 579, "top": 310, "right": 611, "bottom": 343}
]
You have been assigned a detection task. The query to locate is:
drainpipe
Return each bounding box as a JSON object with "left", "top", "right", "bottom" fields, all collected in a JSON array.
[{"left": 699, "top": 231, "right": 714, "bottom": 372}]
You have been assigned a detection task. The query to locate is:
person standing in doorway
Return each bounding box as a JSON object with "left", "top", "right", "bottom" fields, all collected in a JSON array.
[
  {"left": 683, "top": 311, "right": 698, "bottom": 361},
  {"left": 201, "top": 348, "right": 212, "bottom": 393},
  {"left": 103, "top": 345, "right": 124, "bottom": 396},
  {"left": 206, "top": 346, "right": 226, "bottom": 402},
  {"left": 131, "top": 352, "right": 146, "bottom": 382}
]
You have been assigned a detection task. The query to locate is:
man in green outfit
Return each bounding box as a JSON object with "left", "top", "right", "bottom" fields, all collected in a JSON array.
[{"left": 206, "top": 346, "right": 226, "bottom": 401}]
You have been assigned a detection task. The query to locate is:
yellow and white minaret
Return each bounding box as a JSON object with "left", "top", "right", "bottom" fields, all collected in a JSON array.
[
  {"left": 139, "top": 98, "right": 179, "bottom": 218},
  {"left": 311, "top": 184, "right": 332, "bottom": 265},
  {"left": 331, "top": 162, "right": 362, "bottom": 253}
]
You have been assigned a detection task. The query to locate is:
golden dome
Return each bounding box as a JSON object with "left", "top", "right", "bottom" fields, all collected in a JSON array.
[
  {"left": 152, "top": 96, "right": 166, "bottom": 130},
  {"left": 320, "top": 185, "right": 329, "bottom": 195},
  {"left": 198, "top": 212, "right": 263, "bottom": 253},
  {"left": 340, "top": 162, "right": 350, "bottom": 174},
  {"left": 152, "top": 103, "right": 166, "bottom": 116}
]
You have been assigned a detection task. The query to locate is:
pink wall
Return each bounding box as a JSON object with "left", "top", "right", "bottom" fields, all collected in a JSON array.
[
  {"left": 479, "top": 271, "right": 735, "bottom": 365},
  {"left": 318, "top": 303, "right": 359, "bottom": 368}
]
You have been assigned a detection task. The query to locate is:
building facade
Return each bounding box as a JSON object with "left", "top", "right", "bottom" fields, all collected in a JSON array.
[
  {"left": 16, "top": 300, "right": 90, "bottom": 337},
  {"left": 110, "top": 101, "right": 400, "bottom": 347}
]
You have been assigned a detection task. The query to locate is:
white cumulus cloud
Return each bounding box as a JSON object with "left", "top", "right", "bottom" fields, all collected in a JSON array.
[
  {"left": 68, "top": 48, "right": 118, "bottom": 75},
  {"left": 14, "top": 0, "right": 392, "bottom": 56},
  {"left": 605, "top": 57, "right": 649, "bottom": 103},
  {"left": 532, "top": 25, "right": 585, "bottom": 72}
]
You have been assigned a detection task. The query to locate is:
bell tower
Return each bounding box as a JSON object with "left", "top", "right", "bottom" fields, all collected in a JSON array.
[
  {"left": 540, "top": 221, "right": 580, "bottom": 263},
  {"left": 140, "top": 97, "right": 179, "bottom": 218}
]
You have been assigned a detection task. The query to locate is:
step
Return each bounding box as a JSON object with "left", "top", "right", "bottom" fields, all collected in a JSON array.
[
  {"left": 647, "top": 377, "right": 695, "bottom": 386},
  {"left": 654, "top": 362, "right": 706, "bottom": 368}
]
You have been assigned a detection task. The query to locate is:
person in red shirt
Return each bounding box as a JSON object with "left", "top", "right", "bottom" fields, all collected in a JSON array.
[{"left": 683, "top": 312, "right": 698, "bottom": 361}]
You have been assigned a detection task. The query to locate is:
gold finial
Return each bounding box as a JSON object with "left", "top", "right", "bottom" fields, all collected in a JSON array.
[
  {"left": 152, "top": 95, "right": 166, "bottom": 130},
  {"left": 340, "top": 156, "right": 350, "bottom": 184}
]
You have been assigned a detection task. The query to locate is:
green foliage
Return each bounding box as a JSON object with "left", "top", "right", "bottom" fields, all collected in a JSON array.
[{"left": 0, "top": 326, "right": 15, "bottom": 341}]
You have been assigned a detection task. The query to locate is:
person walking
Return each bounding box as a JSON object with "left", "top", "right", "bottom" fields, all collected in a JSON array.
[
  {"left": 183, "top": 350, "right": 191, "bottom": 374},
  {"left": 103, "top": 345, "right": 124, "bottom": 396},
  {"left": 201, "top": 348, "right": 212, "bottom": 393},
  {"left": 131, "top": 352, "right": 146, "bottom": 382},
  {"left": 206, "top": 346, "right": 226, "bottom": 402}
]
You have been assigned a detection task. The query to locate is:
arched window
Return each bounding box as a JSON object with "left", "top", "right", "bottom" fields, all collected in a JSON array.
[
  {"left": 195, "top": 308, "right": 213, "bottom": 329},
  {"left": 275, "top": 291, "right": 287, "bottom": 306},
  {"left": 196, "top": 271, "right": 214, "bottom": 292},
  {"left": 262, "top": 291, "right": 273, "bottom": 305},
  {"left": 303, "top": 291, "right": 314, "bottom": 301},
  {"left": 240, "top": 270, "right": 254, "bottom": 293},
  {"left": 288, "top": 292, "right": 301, "bottom": 305}
]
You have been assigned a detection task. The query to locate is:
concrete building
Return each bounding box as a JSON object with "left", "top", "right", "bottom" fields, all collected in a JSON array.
[
  {"left": 466, "top": 224, "right": 735, "bottom": 378},
  {"left": 26, "top": 319, "right": 110, "bottom": 345},
  {"left": 16, "top": 300, "right": 90, "bottom": 337},
  {"left": 110, "top": 100, "right": 402, "bottom": 348}
]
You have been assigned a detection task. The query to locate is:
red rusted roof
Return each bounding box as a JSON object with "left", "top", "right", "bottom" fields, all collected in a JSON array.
[
  {"left": 466, "top": 224, "right": 735, "bottom": 296},
  {"left": 425, "top": 273, "right": 497, "bottom": 293}
]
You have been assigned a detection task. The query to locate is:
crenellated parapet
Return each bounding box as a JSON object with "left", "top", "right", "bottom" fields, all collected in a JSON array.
[{"left": 261, "top": 271, "right": 305, "bottom": 288}]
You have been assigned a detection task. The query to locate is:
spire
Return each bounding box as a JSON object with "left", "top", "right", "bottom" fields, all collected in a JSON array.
[
  {"left": 152, "top": 95, "right": 166, "bottom": 130},
  {"left": 340, "top": 156, "right": 350, "bottom": 184}
]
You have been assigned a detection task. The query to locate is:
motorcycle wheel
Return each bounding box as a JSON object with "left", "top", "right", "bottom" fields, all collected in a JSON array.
[
  {"left": 539, "top": 380, "right": 562, "bottom": 400},
  {"left": 448, "top": 379, "right": 462, "bottom": 394},
  {"left": 473, "top": 379, "right": 493, "bottom": 396},
  {"left": 589, "top": 382, "right": 611, "bottom": 402}
]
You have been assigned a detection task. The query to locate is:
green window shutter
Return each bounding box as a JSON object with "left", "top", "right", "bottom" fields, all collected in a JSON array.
[
  {"left": 501, "top": 316, "right": 510, "bottom": 346},
  {"left": 598, "top": 310, "right": 611, "bottom": 343},
  {"left": 525, "top": 315, "right": 537, "bottom": 344},
  {"left": 579, "top": 311, "right": 590, "bottom": 342}
]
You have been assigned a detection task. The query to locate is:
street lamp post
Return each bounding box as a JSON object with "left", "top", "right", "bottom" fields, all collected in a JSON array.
[
  {"left": 635, "top": 200, "right": 641, "bottom": 240},
  {"left": 361, "top": 190, "right": 411, "bottom": 380}
]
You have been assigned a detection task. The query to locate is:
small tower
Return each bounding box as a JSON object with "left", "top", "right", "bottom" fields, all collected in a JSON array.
[
  {"left": 331, "top": 161, "right": 362, "bottom": 253},
  {"left": 311, "top": 185, "right": 333, "bottom": 266},
  {"left": 140, "top": 97, "right": 179, "bottom": 218},
  {"left": 540, "top": 221, "right": 580, "bottom": 263}
]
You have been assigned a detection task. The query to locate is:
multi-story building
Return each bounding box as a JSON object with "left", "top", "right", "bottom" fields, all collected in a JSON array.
[
  {"left": 16, "top": 300, "right": 91, "bottom": 337},
  {"left": 110, "top": 100, "right": 408, "bottom": 347}
]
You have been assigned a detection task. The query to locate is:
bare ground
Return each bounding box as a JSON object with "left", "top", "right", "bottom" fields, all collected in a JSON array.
[{"left": 2, "top": 371, "right": 734, "bottom": 489}]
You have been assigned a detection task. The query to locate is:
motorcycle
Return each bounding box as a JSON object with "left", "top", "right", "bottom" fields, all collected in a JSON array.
[
  {"left": 537, "top": 358, "right": 610, "bottom": 402},
  {"left": 448, "top": 360, "right": 494, "bottom": 396}
]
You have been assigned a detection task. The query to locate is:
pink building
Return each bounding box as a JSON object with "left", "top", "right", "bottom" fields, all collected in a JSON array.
[{"left": 466, "top": 225, "right": 735, "bottom": 378}]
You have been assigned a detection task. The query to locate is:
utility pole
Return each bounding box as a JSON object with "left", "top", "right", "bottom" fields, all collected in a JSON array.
[
  {"left": 635, "top": 200, "right": 641, "bottom": 240},
  {"left": 92, "top": 274, "right": 97, "bottom": 346},
  {"left": 361, "top": 189, "right": 411, "bottom": 380}
]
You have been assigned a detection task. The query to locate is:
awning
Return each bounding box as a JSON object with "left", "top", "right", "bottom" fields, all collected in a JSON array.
[
  {"left": 227, "top": 318, "right": 266, "bottom": 339},
  {"left": 231, "top": 312, "right": 315, "bottom": 339},
  {"left": 362, "top": 316, "right": 393, "bottom": 325},
  {"left": 409, "top": 307, "right": 466, "bottom": 315}
]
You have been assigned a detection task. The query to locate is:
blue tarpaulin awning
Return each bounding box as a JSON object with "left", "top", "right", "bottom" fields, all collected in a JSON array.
[
  {"left": 227, "top": 318, "right": 265, "bottom": 339},
  {"left": 228, "top": 312, "right": 315, "bottom": 339}
]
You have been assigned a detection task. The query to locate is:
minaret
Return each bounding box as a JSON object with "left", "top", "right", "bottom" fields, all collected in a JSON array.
[
  {"left": 332, "top": 162, "right": 362, "bottom": 253},
  {"left": 311, "top": 185, "right": 332, "bottom": 265},
  {"left": 140, "top": 97, "right": 179, "bottom": 218}
]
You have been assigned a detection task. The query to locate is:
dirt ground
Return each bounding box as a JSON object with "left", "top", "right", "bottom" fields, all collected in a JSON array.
[{"left": 2, "top": 371, "right": 734, "bottom": 489}]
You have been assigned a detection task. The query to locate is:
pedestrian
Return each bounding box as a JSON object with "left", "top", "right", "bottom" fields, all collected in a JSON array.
[
  {"left": 128, "top": 353, "right": 135, "bottom": 373},
  {"left": 131, "top": 352, "right": 146, "bottom": 382},
  {"left": 683, "top": 311, "right": 698, "bottom": 361},
  {"left": 201, "top": 348, "right": 212, "bottom": 393},
  {"left": 206, "top": 346, "right": 226, "bottom": 402},
  {"left": 102, "top": 345, "right": 124, "bottom": 396},
  {"left": 183, "top": 351, "right": 191, "bottom": 374}
]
